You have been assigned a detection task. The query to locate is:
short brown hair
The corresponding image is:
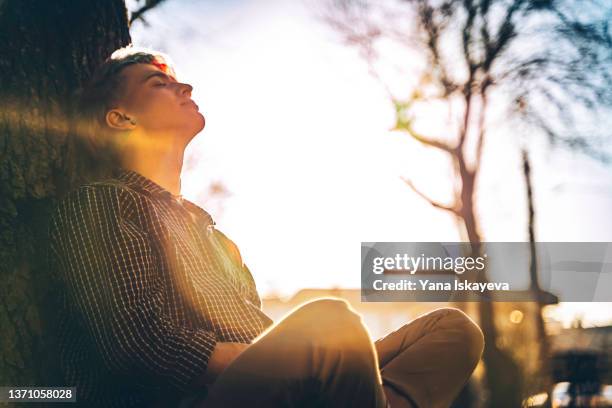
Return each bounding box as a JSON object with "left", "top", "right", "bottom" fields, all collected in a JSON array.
[{"left": 73, "top": 46, "right": 175, "bottom": 177}]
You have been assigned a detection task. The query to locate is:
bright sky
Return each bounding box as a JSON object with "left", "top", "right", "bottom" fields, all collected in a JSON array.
[{"left": 129, "top": 0, "right": 612, "bottom": 327}]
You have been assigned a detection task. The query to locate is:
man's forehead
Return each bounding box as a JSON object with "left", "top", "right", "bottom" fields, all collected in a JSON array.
[{"left": 122, "top": 63, "right": 176, "bottom": 84}]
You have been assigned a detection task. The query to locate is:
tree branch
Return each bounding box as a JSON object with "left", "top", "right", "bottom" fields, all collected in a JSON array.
[
  {"left": 129, "top": 0, "right": 167, "bottom": 25},
  {"left": 400, "top": 176, "right": 460, "bottom": 215},
  {"left": 395, "top": 117, "right": 456, "bottom": 153},
  {"left": 417, "top": 0, "right": 458, "bottom": 96},
  {"left": 473, "top": 89, "right": 488, "bottom": 176},
  {"left": 461, "top": 0, "right": 478, "bottom": 73}
]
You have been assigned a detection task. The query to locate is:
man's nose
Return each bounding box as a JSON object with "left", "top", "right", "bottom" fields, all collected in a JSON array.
[{"left": 178, "top": 82, "right": 193, "bottom": 97}]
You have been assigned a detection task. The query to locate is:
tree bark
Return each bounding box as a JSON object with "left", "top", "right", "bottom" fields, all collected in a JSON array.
[
  {"left": 0, "top": 0, "right": 131, "bottom": 394},
  {"left": 455, "top": 87, "right": 522, "bottom": 408},
  {"left": 522, "top": 148, "right": 552, "bottom": 392},
  {"left": 460, "top": 169, "right": 523, "bottom": 408}
]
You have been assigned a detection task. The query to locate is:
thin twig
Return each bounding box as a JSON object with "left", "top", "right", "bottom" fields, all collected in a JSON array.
[
  {"left": 129, "top": 0, "right": 167, "bottom": 25},
  {"left": 400, "top": 176, "right": 460, "bottom": 215}
]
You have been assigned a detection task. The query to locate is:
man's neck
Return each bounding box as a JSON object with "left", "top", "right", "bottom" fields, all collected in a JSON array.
[{"left": 121, "top": 144, "right": 185, "bottom": 196}]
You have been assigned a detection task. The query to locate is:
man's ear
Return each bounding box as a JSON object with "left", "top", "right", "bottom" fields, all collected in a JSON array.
[{"left": 106, "top": 109, "right": 137, "bottom": 130}]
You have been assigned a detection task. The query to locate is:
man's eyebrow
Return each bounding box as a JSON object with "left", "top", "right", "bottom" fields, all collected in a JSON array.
[{"left": 141, "top": 71, "right": 176, "bottom": 83}]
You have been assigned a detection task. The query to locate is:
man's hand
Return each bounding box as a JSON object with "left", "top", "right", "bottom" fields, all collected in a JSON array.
[{"left": 189, "top": 342, "right": 251, "bottom": 389}]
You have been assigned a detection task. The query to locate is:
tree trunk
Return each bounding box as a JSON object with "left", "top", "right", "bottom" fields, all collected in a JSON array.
[
  {"left": 0, "top": 0, "right": 130, "bottom": 395},
  {"left": 522, "top": 148, "right": 552, "bottom": 391},
  {"left": 459, "top": 165, "right": 523, "bottom": 408}
]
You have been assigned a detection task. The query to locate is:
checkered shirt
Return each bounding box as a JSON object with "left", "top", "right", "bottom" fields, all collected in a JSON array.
[{"left": 47, "top": 168, "right": 273, "bottom": 407}]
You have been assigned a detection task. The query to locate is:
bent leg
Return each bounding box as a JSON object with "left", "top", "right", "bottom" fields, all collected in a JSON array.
[
  {"left": 375, "top": 308, "right": 484, "bottom": 408},
  {"left": 197, "top": 298, "right": 388, "bottom": 408}
]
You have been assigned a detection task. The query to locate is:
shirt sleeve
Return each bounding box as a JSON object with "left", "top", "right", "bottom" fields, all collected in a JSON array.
[
  {"left": 48, "top": 184, "right": 217, "bottom": 393},
  {"left": 212, "top": 228, "right": 263, "bottom": 308}
]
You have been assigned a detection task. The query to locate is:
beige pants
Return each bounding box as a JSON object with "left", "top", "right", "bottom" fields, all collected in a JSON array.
[{"left": 191, "top": 298, "right": 484, "bottom": 408}]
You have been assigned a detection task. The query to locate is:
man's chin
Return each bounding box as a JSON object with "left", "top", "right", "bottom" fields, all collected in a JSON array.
[
  {"left": 187, "top": 114, "right": 205, "bottom": 135},
  {"left": 197, "top": 113, "right": 205, "bottom": 131},
  {"left": 192, "top": 113, "right": 205, "bottom": 133},
  {"left": 184, "top": 117, "right": 205, "bottom": 143}
]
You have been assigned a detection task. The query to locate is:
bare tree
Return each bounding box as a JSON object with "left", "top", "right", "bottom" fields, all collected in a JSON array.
[
  {"left": 522, "top": 147, "right": 552, "bottom": 391},
  {"left": 320, "top": 0, "right": 611, "bottom": 406}
]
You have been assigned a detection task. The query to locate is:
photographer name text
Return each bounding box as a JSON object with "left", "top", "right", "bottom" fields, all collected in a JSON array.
[{"left": 372, "top": 279, "right": 511, "bottom": 292}]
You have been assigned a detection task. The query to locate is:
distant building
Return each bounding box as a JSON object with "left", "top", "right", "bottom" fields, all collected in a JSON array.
[
  {"left": 550, "top": 325, "right": 612, "bottom": 354},
  {"left": 548, "top": 326, "right": 612, "bottom": 383}
]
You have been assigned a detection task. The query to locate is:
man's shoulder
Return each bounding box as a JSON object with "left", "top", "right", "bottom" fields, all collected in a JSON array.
[
  {"left": 60, "top": 178, "right": 132, "bottom": 204},
  {"left": 53, "top": 177, "right": 145, "bottom": 222}
]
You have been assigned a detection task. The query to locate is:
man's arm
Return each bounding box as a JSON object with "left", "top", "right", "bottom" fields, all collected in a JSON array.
[
  {"left": 189, "top": 342, "right": 251, "bottom": 388},
  {"left": 49, "top": 184, "right": 217, "bottom": 393},
  {"left": 212, "top": 229, "right": 263, "bottom": 309}
]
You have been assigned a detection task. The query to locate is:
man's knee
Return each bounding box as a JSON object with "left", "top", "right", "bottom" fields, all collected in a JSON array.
[
  {"left": 290, "top": 298, "right": 370, "bottom": 346},
  {"left": 434, "top": 307, "right": 484, "bottom": 368},
  {"left": 293, "top": 298, "right": 357, "bottom": 325},
  {"left": 300, "top": 301, "right": 379, "bottom": 383}
]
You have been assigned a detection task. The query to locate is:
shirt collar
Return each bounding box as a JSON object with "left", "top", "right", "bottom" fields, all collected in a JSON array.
[
  {"left": 115, "top": 167, "right": 175, "bottom": 199},
  {"left": 114, "top": 168, "right": 216, "bottom": 228}
]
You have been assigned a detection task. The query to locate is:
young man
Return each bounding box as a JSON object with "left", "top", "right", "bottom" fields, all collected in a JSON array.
[{"left": 48, "top": 46, "right": 484, "bottom": 408}]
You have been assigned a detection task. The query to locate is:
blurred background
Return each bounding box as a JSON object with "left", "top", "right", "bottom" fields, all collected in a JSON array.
[
  {"left": 124, "top": 1, "right": 612, "bottom": 406},
  {"left": 1, "top": 0, "right": 610, "bottom": 406}
]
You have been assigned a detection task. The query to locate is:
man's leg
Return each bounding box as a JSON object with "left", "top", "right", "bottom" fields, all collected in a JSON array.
[
  {"left": 194, "top": 298, "right": 388, "bottom": 408},
  {"left": 374, "top": 308, "right": 484, "bottom": 408}
]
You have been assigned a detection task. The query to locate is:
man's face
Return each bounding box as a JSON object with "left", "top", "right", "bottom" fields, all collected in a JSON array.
[{"left": 117, "top": 63, "right": 205, "bottom": 144}]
